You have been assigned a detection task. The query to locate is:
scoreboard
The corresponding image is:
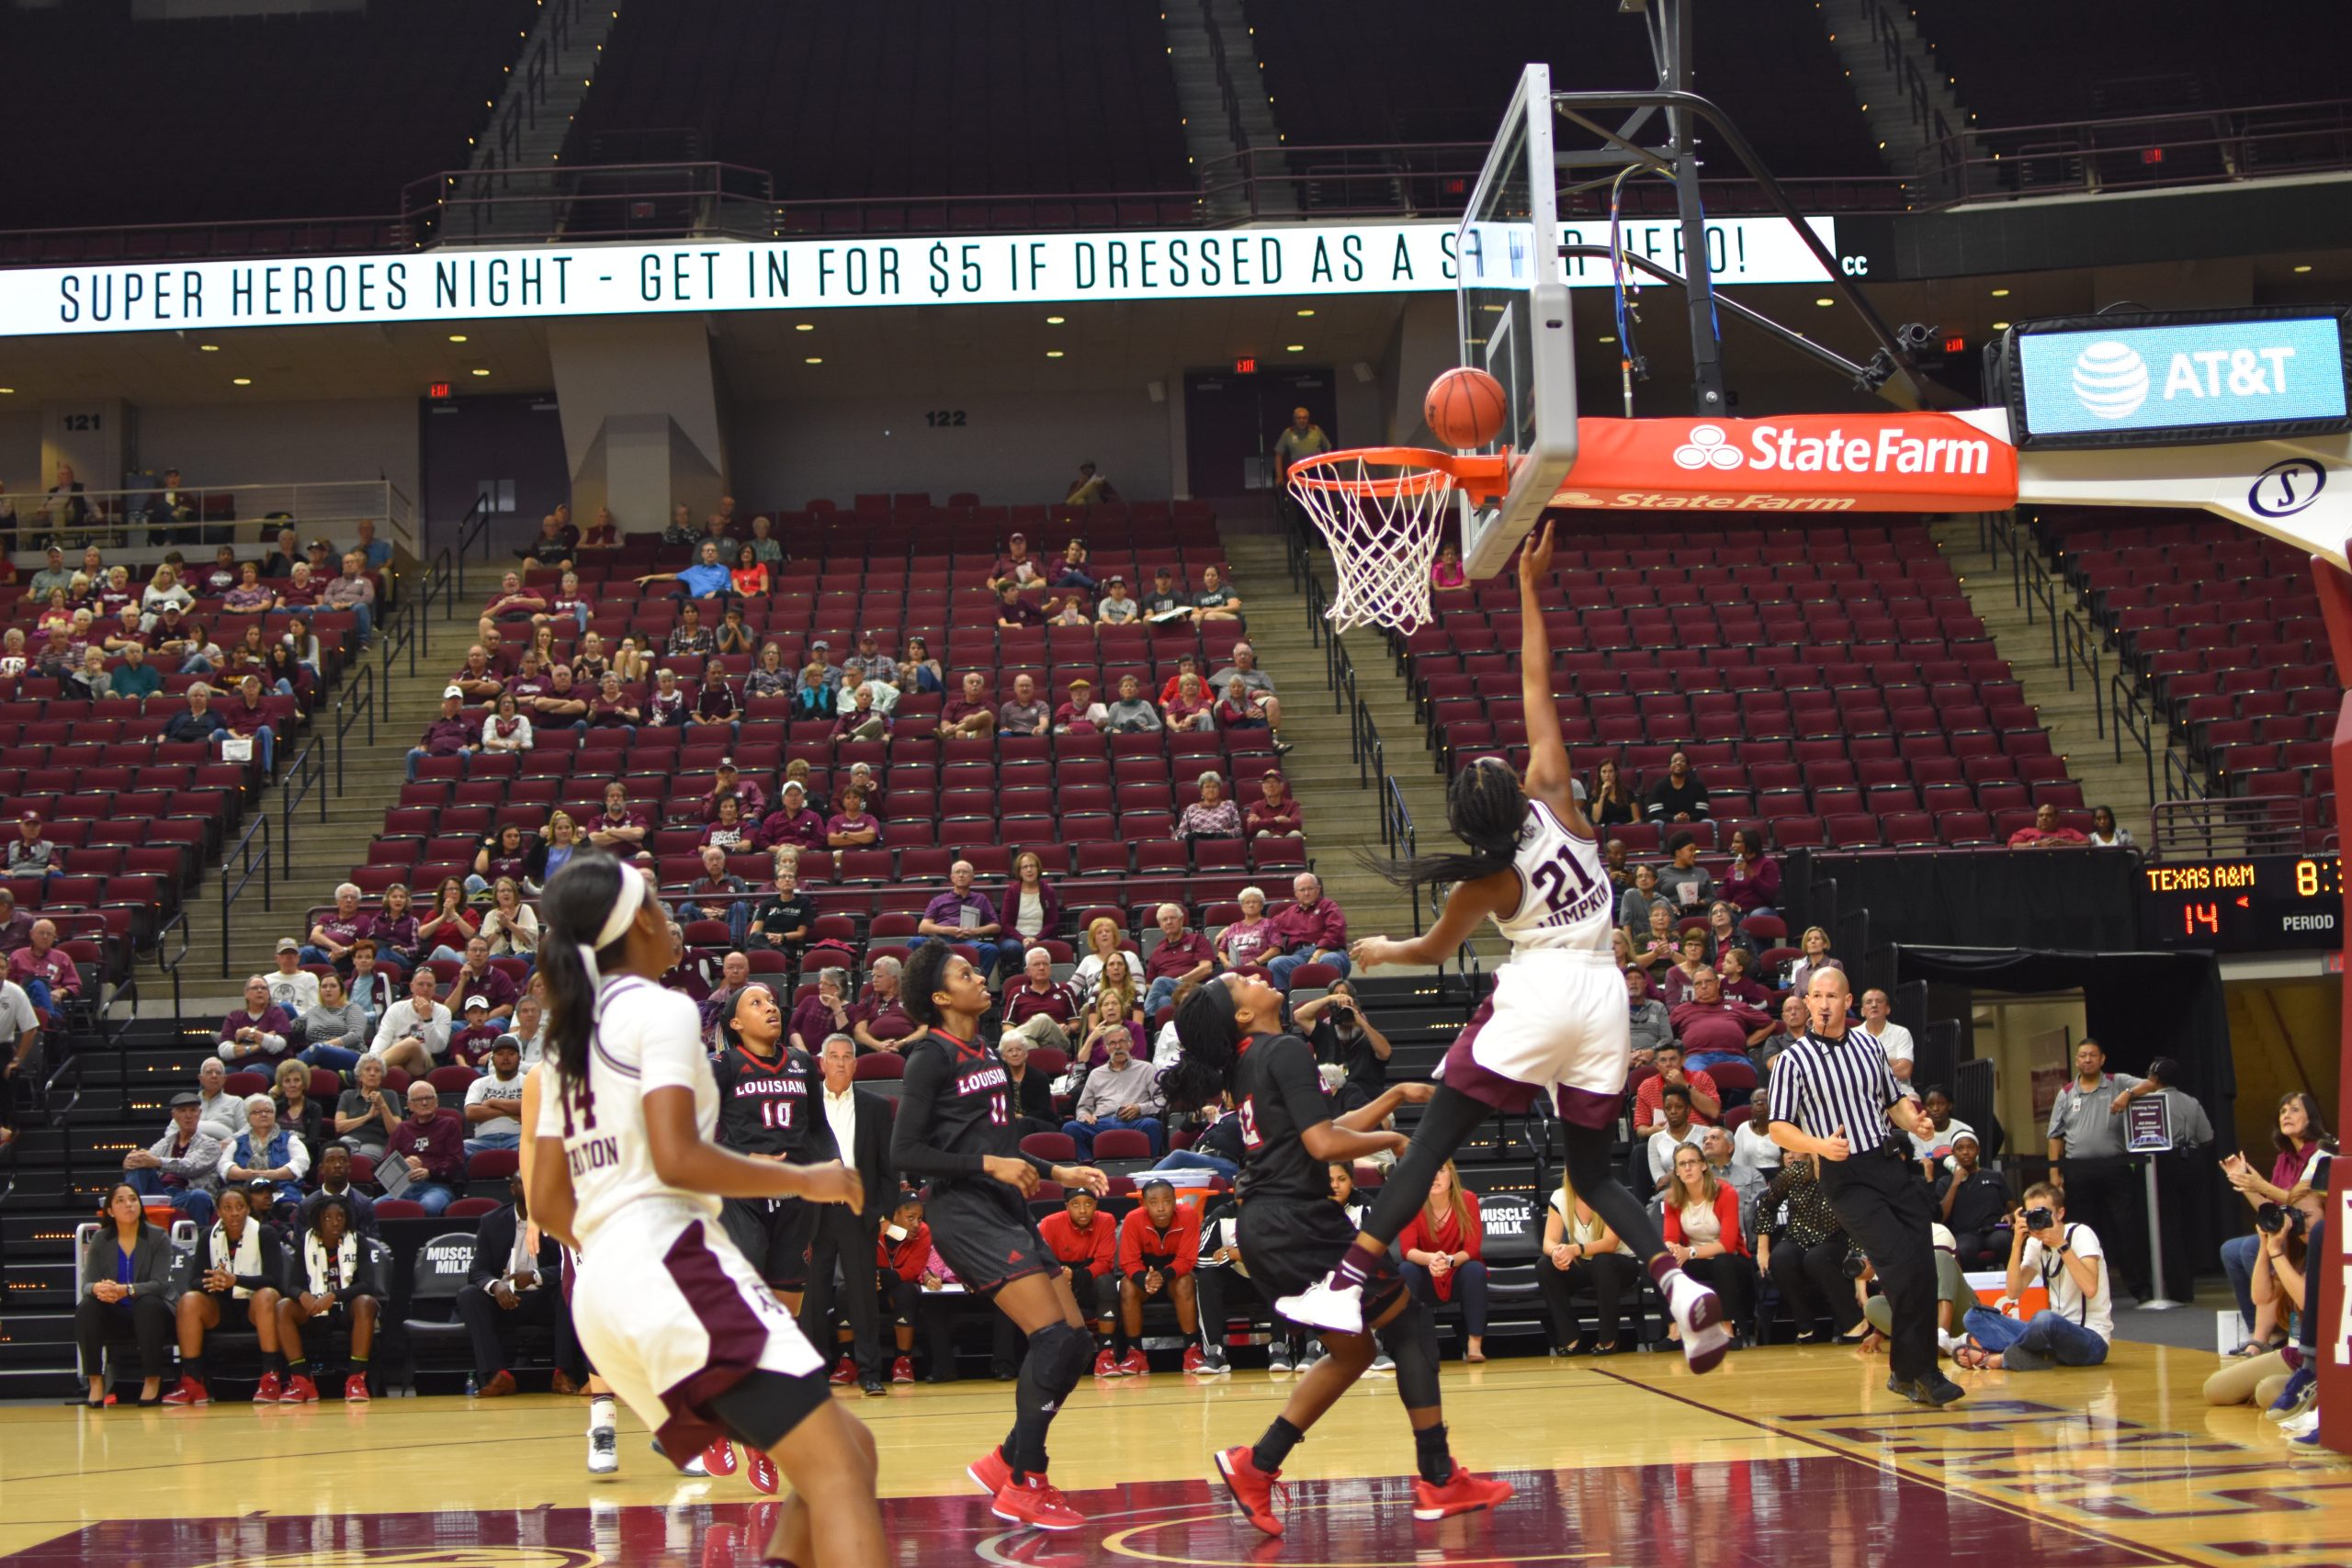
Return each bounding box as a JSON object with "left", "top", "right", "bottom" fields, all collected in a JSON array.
[{"left": 2135, "top": 854, "right": 2342, "bottom": 952}]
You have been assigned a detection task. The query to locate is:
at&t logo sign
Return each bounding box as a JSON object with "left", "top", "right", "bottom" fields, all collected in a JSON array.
[{"left": 2072, "top": 341, "right": 2150, "bottom": 420}]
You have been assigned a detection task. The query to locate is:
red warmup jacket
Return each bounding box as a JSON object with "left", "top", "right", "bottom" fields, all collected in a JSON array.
[
  {"left": 1117, "top": 1205, "right": 1201, "bottom": 1283},
  {"left": 876, "top": 1222, "right": 933, "bottom": 1283},
  {"left": 1036, "top": 1211, "right": 1119, "bottom": 1277}
]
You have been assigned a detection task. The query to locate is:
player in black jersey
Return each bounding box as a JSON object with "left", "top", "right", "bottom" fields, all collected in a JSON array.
[
  {"left": 1166, "top": 973, "right": 1514, "bottom": 1536},
  {"left": 890, "top": 940, "right": 1108, "bottom": 1534},
  {"left": 711, "top": 982, "right": 823, "bottom": 1313}
]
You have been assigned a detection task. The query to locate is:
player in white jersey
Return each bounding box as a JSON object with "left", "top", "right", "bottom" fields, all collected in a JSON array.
[
  {"left": 528, "top": 852, "right": 886, "bottom": 1568},
  {"left": 1275, "top": 523, "right": 1730, "bottom": 1371}
]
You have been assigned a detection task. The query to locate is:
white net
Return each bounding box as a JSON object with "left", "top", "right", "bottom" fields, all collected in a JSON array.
[{"left": 1287, "top": 450, "right": 1455, "bottom": 635}]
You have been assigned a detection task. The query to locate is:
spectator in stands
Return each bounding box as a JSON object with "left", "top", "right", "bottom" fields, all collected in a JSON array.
[
  {"left": 108, "top": 639, "right": 161, "bottom": 700},
  {"left": 1623, "top": 966, "right": 1673, "bottom": 1066},
  {"left": 32, "top": 623, "right": 77, "bottom": 681},
  {"left": 407, "top": 687, "right": 477, "bottom": 783},
  {"left": 28, "top": 545, "right": 72, "bottom": 600},
  {"left": 466, "top": 829, "right": 531, "bottom": 901},
  {"left": 899, "top": 637, "right": 943, "bottom": 695},
  {"left": 223, "top": 560, "right": 276, "bottom": 614},
  {"left": 1067, "top": 916, "right": 1125, "bottom": 1004},
  {"left": 942, "top": 670, "right": 997, "bottom": 738},
  {"left": 259, "top": 527, "right": 301, "bottom": 580},
  {"left": 1705, "top": 900, "right": 1758, "bottom": 965},
  {"left": 1938, "top": 1134, "right": 2012, "bottom": 1269},
  {"left": 266, "top": 939, "right": 321, "bottom": 1016},
  {"left": 638, "top": 538, "right": 734, "bottom": 607},
  {"left": 1784, "top": 926, "right": 1843, "bottom": 994},
  {"left": 162, "top": 1183, "right": 287, "bottom": 1406},
  {"left": 1096, "top": 672, "right": 1159, "bottom": 734},
  {"left": 1245, "top": 770, "right": 1302, "bottom": 838},
  {"left": 77, "top": 1183, "right": 175, "bottom": 1407},
  {"left": 0, "top": 627, "right": 28, "bottom": 680},
  {"left": 1535, "top": 1175, "right": 1636, "bottom": 1356},
  {"left": 387, "top": 1078, "right": 465, "bottom": 1217},
  {"left": 1297, "top": 981, "right": 1391, "bottom": 1113},
  {"left": 1090, "top": 575, "right": 1138, "bottom": 626},
  {"left": 994, "top": 580, "right": 1046, "bottom": 629},
  {"left": 704, "top": 760, "right": 767, "bottom": 823},
  {"left": 581, "top": 783, "right": 647, "bottom": 860},
  {"left": 448, "top": 645, "right": 504, "bottom": 703},
  {"left": 700, "top": 796, "right": 763, "bottom": 859},
  {"left": 275, "top": 1193, "right": 380, "bottom": 1402},
  {"left": 831, "top": 682, "right": 885, "bottom": 742},
  {"left": 1175, "top": 772, "right": 1242, "bottom": 842},
  {"left": 67, "top": 645, "right": 109, "bottom": 699},
  {"left": 663, "top": 604, "right": 716, "bottom": 659},
  {"left": 322, "top": 552, "right": 376, "bottom": 643},
  {"left": 1645, "top": 1085, "right": 1708, "bottom": 1190},
  {"left": 323, "top": 949, "right": 389, "bottom": 1054},
  {"left": 221, "top": 673, "right": 281, "bottom": 771},
  {"left": 1717, "top": 949, "right": 1769, "bottom": 1011},
  {"left": 155, "top": 611, "right": 218, "bottom": 674},
  {"left": 1616, "top": 863, "right": 1664, "bottom": 938},
  {"left": 852, "top": 957, "right": 920, "bottom": 1053},
  {"left": 997, "top": 672, "right": 1049, "bottom": 737},
  {"left": 1634, "top": 1041, "right": 1720, "bottom": 1137},
  {"left": 221, "top": 1092, "right": 309, "bottom": 1213},
  {"left": 826, "top": 786, "right": 881, "bottom": 850},
  {"left": 1086, "top": 960, "right": 1145, "bottom": 1046},
  {"left": 2009, "top": 802, "right": 2089, "bottom": 849},
  {"left": 685, "top": 845, "right": 753, "bottom": 947},
  {"left": 1210, "top": 638, "right": 1283, "bottom": 725},
  {"left": 1756, "top": 1155, "right": 1860, "bottom": 1343},
  {"left": 997, "top": 849, "right": 1062, "bottom": 953},
  {"left": 462, "top": 1034, "right": 526, "bottom": 1154},
  {"left": 333, "top": 1054, "right": 400, "bottom": 1158},
  {"left": 6, "top": 813, "right": 63, "bottom": 883},
  {"left": 1191, "top": 564, "right": 1243, "bottom": 624},
  {"left": 1213, "top": 886, "right": 1275, "bottom": 975},
  {"left": 788, "top": 968, "right": 855, "bottom": 1056},
  {"left": 1051, "top": 677, "right": 1102, "bottom": 735},
  {"left": 293, "top": 971, "right": 368, "bottom": 1071},
  {"left": 419, "top": 879, "right": 480, "bottom": 964},
  {"left": 123, "top": 1091, "right": 225, "bottom": 1228},
  {"left": 744, "top": 640, "right": 793, "bottom": 700},
  {"left": 218, "top": 976, "right": 296, "bottom": 1066},
  {"left": 646, "top": 667, "right": 693, "bottom": 728},
  {"left": 363, "top": 884, "right": 420, "bottom": 971},
  {"left": 1702, "top": 1124, "right": 1768, "bottom": 1229},
  {"left": 1111, "top": 1180, "right": 1197, "bottom": 1372},
  {"left": 1141, "top": 904, "right": 1215, "bottom": 1019},
  {"left": 1719, "top": 829, "right": 1779, "bottom": 916},
  {"left": 192, "top": 1056, "right": 242, "bottom": 1140},
  {"left": 478, "top": 694, "right": 532, "bottom": 759},
  {"left": 1653, "top": 928, "right": 1712, "bottom": 1008},
  {"left": 920, "top": 861, "right": 1006, "bottom": 977},
  {"left": 1657, "top": 834, "right": 1715, "bottom": 912},
  {"left": 103, "top": 603, "right": 149, "bottom": 657},
  {"left": 1735, "top": 1089, "right": 1781, "bottom": 1172},
  {"left": 581, "top": 671, "right": 639, "bottom": 737},
  {"left": 1670, "top": 970, "right": 1773, "bottom": 1072},
  {"left": 1645, "top": 750, "right": 1709, "bottom": 823},
  {"left": 760, "top": 783, "right": 826, "bottom": 857},
  {"left": 1396, "top": 1160, "right": 1490, "bottom": 1361},
  {"left": 1858, "top": 988, "right": 1916, "bottom": 1082},
  {"left": 1266, "top": 872, "right": 1349, "bottom": 988},
  {"left": 1956, "top": 1182, "right": 2111, "bottom": 1371},
  {"left": 2086, "top": 806, "right": 2132, "bottom": 848},
  {"left": 8, "top": 918, "right": 78, "bottom": 1020},
  {"left": 1583, "top": 760, "right": 1638, "bottom": 829},
  {"left": 1002, "top": 947, "right": 1080, "bottom": 1054},
  {"left": 1064, "top": 1026, "right": 1164, "bottom": 1156},
  {"left": 1162, "top": 671, "right": 1215, "bottom": 732},
  {"left": 988, "top": 532, "right": 1046, "bottom": 593},
  {"left": 0, "top": 887, "right": 28, "bottom": 956},
  {"left": 1663, "top": 1142, "right": 1753, "bottom": 1348},
  {"left": 371, "top": 968, "right": 453, "bottom": 1078},
  {"left": 983, "top": 1032, "right": 1055, "bottom": 1137},
  {"left": 272, "top": 1057, "right": 325, "bottom": 1163}
]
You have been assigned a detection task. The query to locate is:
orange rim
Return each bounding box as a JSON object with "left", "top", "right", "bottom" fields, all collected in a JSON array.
[{"left": 1286, "top": 446, "right": 1511, "bottom": 507}]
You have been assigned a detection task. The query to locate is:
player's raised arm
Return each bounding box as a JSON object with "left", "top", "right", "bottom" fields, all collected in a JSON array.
[{"left": 1513, "top": 524, "right": 1577, "bottom": 823}]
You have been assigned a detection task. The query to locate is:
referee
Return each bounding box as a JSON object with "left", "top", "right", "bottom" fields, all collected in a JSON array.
[{"left": 1767, "top": 969, "right": 1964, "bottom": 1407}]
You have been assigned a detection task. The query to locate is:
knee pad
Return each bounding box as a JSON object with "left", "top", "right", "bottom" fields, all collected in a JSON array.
[
  {"left": 1028, "top": 1320, "right": 1092, "bottom": 1392},
  {"left": 1375, "top": 1299, "right": 1444, "bottom": 1411}
]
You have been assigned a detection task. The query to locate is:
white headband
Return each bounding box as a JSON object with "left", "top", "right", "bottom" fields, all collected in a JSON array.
[{"left": 578, "top": 867, "right": 648, "bottom": 991}]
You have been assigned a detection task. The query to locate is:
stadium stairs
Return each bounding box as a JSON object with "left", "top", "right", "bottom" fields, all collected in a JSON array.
[
  {"left": 1929, "top": 518, "right": 2160, "bottom": 846},
  {"left": 1815, "top": 0, "right": 1971, "bottom": 182}
]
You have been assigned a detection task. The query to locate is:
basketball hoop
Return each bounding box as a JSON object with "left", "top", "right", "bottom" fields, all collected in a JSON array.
[{"left": 1286, "top": 447, "right": 1509, "bottom": 635}]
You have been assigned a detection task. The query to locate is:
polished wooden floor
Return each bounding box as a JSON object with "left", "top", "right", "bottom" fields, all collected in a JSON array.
[{"left": 2, "top": 1342, "right": 2346, "bottom": 1567}]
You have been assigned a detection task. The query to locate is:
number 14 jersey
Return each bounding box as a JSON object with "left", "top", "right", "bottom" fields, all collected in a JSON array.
[{"left": 1494, "top": 801, "right": 1614, "bottom": 955}]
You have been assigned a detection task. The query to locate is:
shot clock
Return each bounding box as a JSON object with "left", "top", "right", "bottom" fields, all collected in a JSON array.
[{"left": 2135, "top": 854, "right": 2342, "bottom": 951}]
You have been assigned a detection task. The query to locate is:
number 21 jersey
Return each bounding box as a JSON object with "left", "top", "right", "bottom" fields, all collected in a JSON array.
[{"left": 1493, "top": 801, "right": 1614, "bottom": 955}]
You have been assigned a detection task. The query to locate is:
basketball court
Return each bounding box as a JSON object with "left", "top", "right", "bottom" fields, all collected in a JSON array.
[{"left": 2, "top": 1344, "right": 2340, "bottom": 1568}]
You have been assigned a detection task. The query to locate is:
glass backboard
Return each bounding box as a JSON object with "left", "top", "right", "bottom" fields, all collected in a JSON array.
[{"left": 1456, "top": 62, "right": 1578, "bottom": 578}]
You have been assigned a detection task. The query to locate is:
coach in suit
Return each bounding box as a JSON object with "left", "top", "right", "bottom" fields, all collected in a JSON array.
[
  {"left": 451, "top": 1173, "right": 568, "bottom": 1396},
  {"left": 801, "top": 1032, "right": 895, "bottom": 1396}
]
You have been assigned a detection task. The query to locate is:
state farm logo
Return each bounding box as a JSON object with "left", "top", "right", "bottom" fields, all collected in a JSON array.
[{"left": 1673, "top": 424, "right": 1745, "bottom": 470}]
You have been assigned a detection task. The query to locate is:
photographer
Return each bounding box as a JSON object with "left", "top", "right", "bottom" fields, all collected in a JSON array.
[
  {"left": 1295, "top": 982, "right": 1390, "bottom": 1113},
  {"left": 1954, "top": 1180, "right": 2110, "bottom": 1371}
]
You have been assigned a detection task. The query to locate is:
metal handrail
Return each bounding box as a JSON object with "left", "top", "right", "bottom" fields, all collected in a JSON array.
[
  {"left": 2164, "top": 745, "right": 2208, "bottom": 804},
  {"left": 379, "top": 581, "right": 423, "bottom": 684},
  {"left": 1195, "top": 0, "right": 1253, "bottom": 174},
  {"left": 2060, "top": 611, "right": 2105, "bottom": 738},
  {"left": 452, "top": 491, "right": 496, "bottom": 599},
  {"left": 279, "top": 739, "right": 326, "bottom": 878},
  {"left": 476, "top": 0, "right": 589, "bottom": 176},
  {"left": 2110, "top": 668, "right": 2158, "bottom": 805},
  {"left": 334, "top": 663, "right": 378, "bottom": 795},
  {"left": 2149, "top": 797, "right": 2309, "bottom": 862},
  {"left": 219, "top": 814, "right": 271, "bottom": 977},
  {"left": 155, "top": 908, "right": 190, "bottom": 1035}
]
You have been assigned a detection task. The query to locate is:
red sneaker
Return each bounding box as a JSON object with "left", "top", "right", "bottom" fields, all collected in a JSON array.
[
  {"left": 701, "top": 1438, "right": 740, "bottom": 1477},
  {"left": 1092, "top": 1348, "right": 1122, "bottom": 1378},
  {"left": 890, "top": 1355, "right": 915, "bottom": 1384},
  {"left": 967, "top": 1444, "right": 1012, "bottom": 1495},
  {"left": 1182, "top": 1345, "right": 1205, "bottom": 1373},
  {"left": 280, "top": 1374, "right": 320, "bottom": 1404},
  {"left": 744, "top": 1449, "right": 780, "bottom": 1495},
  {"left": 1215, "top": 1445, "right": 1285, "bottom": 1537},
  {"left": 161, "top": 1379, "right": 209, "bottom": 1407},
  {"left": 828, "top": 1356, "right": 856, "bottom": 1386},
  {"left": 343, "top": 1373, "right": 371, "bottom": 1403},
  {"left": 251, "top": 1372, "right": 283, "bottom": 1404},
  {"left": 1116, "top": 1348, "right": 1148, "bottom": 1376},
  {"left": 1410, "top": 1467, "right": 1515, "bottom": 1522},
  {"left": 991, "top": 1473, "right": 1085, "bottom": 1532}
]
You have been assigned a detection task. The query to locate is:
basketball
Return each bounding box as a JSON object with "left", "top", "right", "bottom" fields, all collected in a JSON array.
[{"left": 1425, "top": 366, "right": 1509, "bottom": 450}]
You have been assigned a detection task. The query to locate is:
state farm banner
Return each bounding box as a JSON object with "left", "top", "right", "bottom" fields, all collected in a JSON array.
[{"left": 1547, "top": 413, "right": 2021, "bottom": 513}]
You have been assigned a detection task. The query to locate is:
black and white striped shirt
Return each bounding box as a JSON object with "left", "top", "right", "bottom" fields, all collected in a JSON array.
[{"left": 1767, "top": 1028, "right": 1908, "bottom": 1154}]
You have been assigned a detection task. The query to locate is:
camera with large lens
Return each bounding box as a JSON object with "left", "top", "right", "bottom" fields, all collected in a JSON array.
[
  {"left": 1839, "top": 1249, "right": 1870, "bottom": 1280},
  {"left": 2022, "top": 1205, "right": 2054, "bottom": 1232},
  {"left": 2256, "top": 1201, "right": 2303, "bottom": 1235}
]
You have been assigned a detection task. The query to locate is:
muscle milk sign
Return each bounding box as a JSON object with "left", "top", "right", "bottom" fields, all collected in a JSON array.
[{"left": 1550, "top": 413, "right": 2020, "bottom": 513}]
